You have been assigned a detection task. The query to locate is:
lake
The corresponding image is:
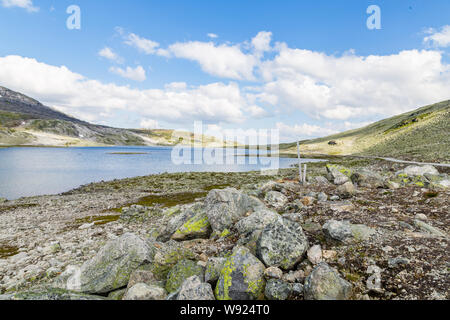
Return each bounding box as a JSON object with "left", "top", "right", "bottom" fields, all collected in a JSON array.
[{"left": 0, "top": 146, "right": 320, "bottom": 200}]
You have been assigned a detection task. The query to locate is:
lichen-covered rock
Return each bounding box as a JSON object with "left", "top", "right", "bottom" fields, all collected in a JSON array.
[
  {"left": 234, "top": 209, "right": 281, "bottom": 235},
  {"left": 205, "top": 257, "right": 226, "bottom": 284},
  {"left": 69, "top": 233, "right": 154, "bottom": 294},
  {"left": 264, "top": 266, "right": 283, "bottom": 280},
  {"left": 307, "top": 245, "right": 323, "bottom": 265},
  {"left": 256, "top": 218, "right": 308, "bottom": 270},
  {"left": 264, "top": 279, "right": 292, "bottom": 300},
  {"left": 215, "top": 246, "right": 266, "bottom": 300},
  {"left": 204, "top": 188, "right": 265, "bottom": 234},
  {"left": 149, "top": 240, "right": 196, "bottom": 280},
  {"left": 398, "top": 165, "right": 439, "bottom": 177},
  {"left": 166, "top": 259, "right": 204, "bottom": 293},
  {"left": 413, "top": 220, "right": 447, "bottom": 237},
  {"left": 326, "top": 164, "right": 351, "bottom": 185},
  {"left": 108, "top": 288, "right": 127, "bottom": 300},
  {"left": 336, "top": 182, "right": 356, "bottom": 199},
  {"left": 177, "top": 276, "right": 215, "bottom": 300},
  {"left": 314, "top": 176, "right": 331, "bottom": 186},
  {"left": 304, "top": 263, "right": 352, "bottom": 300},
  {"left": 127, "top": 270, "right": 159, "bottom": 289},
  {"left": 171, "top": 211, "right": 211, "bottom": 241},
  {"left": 264, "top": 191, "right": 288, "bottom": 211},
  {"left": 123, "top": 283, "right": 167, "bottom": 300},
  {"left": 323, "top": 220, "right": 376, "bottom": 243},
  {"left": 157, "top": 204, "right": 198, "bottom": 242}
]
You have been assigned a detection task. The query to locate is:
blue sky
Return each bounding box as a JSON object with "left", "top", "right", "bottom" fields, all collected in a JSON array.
[{"left": 0, "top": 0, "right": 449, "bottom": 142}]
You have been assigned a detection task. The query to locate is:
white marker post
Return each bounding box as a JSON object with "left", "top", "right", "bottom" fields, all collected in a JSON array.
[{"left": 297, "top": 140, "right": 303, "bottom": 184}]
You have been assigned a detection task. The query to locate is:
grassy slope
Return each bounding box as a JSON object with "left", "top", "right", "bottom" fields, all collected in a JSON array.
[{"left": 280, "top": 100, "right": 450, "bottom": 163}]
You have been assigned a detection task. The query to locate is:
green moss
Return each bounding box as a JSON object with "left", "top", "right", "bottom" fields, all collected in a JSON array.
[
  {"left": 175, "top": 215, "right": 210, "bottom": 236},
  {"left": 220, "top": 229, "right": 231, "bottom": 238},
  {"left": 215, "top": 257, "right": 235, "bottom": 300},
  {"left": 0, "top": 245, "right": 19, "bottom": 259},
  {"left": 0, "top": 203, "right": 38, "bottom": 213},
  {"left": 165, "top": 259, "right": 204, "bottom": 293}
]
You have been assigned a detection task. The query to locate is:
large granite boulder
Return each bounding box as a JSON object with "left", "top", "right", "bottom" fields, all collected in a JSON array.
[{"left": 304, "top": 263, "right": 352, "bottom": 300}]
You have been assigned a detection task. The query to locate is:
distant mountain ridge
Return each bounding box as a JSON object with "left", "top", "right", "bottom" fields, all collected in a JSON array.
[{"left": 0, "top": 86, "right": 230, "bottom": 147}]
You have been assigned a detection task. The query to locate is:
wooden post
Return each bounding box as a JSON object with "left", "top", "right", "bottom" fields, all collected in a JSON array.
[{"left": 297, "top": 140, "right": 302, "bottom": 184}]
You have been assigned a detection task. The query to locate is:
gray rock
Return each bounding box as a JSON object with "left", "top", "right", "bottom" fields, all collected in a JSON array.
[
  {"left": 205, "top": 257, "right": 226, "bottom": 284},
  {"left": 257, "top": 218, "right": 308, "bottom": 270},
  {"left": 157, "top": 205, "right": 197, "bottom": 242},
  {"left": 171, "top": 211, "right": 211, "bottom": 241},
  {"left": 323, "top": 220, "right": 376, "bottom": 243},
  {"left": 291, "top": 283, "right": 304, "bottom": 297},
  {"left": 0, "top": 287, "right": 106, "bottom": 300},
  {"left": 264, "top": 279, "right": 292, "bottom": 300},
  {"left": 351, "top": 169, "right": 384, "bottom": 188},
  {"left": 234, "top": 209, "right": 281, "bottom": 235},
  {"left": 127, "top": 270, "right": 159, "bottom": 288},
  {"left": 388, "top": 257, "right": 410, "bottom": 268},
  {"left": 307, "top": 245, "right": 323, "bottom": 265},
  {"left": 177, "top": 276, "right": 215, "bottom": 300},
  {"left": 264, "top": 266, "right": 283, "bottom": 280},
  {"left": 414, "top": 220, "right": 447, "bottom": 237},
  {"left": 336, "top": 182, "right": 356, "bottom": 199},
  {"left": 326, "top": 165, "right": 351, "bottom": 185},
  {"left": 165, "top": 259, "right": 204, "bottom": 293},
  {"left": 205, "top": 188, "right": 265, "bottom": 234},
  {"left": 314, "top": 176, "right": 331, "bottom": 186},
  {"left": 70, "top": 233, "right": 154, "bottom": 294},
  {"left": 123, "top": 283, "right": 167, "bottom": 300},
  {"left": 398, "top": 165, "right": 439, "bottom": 177},
  {"left": 317, "top": 192, "right": 328, "bottom": 202},
  {"left": 150, "top": 240, "right": 196, "bottom": 280},
  {"left": 215, "top": 246, "right": 266, "bottom": 300},
  {"left": 264, "top": 191, "right": 288, "bottom": 211},
  {"left": 304, "top": 263, "right": 352, "bottom": 300}
]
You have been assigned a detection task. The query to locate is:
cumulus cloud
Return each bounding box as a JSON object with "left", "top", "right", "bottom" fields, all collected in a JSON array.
[
  {"left": 98, "top": 47, "right": 123, "bottom": 64},
  {"left": 109, "top": 65, "right": 147, "bottom": 82},
  {"left": 1, "top": 0, "right": 38, "bottom": 12},
  {"left": 0, "top": 55, "right": 247, "bottom": 125},
  {"left": 123, "top": 33, "right": 170, "bottom": 57},
  {"left": 424, "top": 25, "right": 450, "bottom": 48},
  {"left": 207, "top": 33, "right": 218, "bottom": 39},
  {"left": 257, "top": 47, "right": 450, "bottom": 120}
]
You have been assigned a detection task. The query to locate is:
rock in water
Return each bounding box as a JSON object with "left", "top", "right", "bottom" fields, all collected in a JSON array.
[
  {"left": 264, "top": 191, "right": 288, "bottom": 211},
  {"left": 177, "top": 276, "right": 215, "bottom": 300},
  {"left": 304, "top": 263, "right": 352, "bottom": 300},
  {"left": 70, "top": 233, "right": 154, "bottom": 294},
  {"left": 256, "top": 218, "right": 308, "bottom": 270},
  {"left": 215, "top": 246, "right": 266, "bottom": 300},
  {"left": 123, "top": 283, "right": 167, "bottom": 300},
  {"left": 165, "top": 259, "right": 204, "bottom": 293},
  {"left": 205, "top": 188, "right": 265, "bottom": 234}
]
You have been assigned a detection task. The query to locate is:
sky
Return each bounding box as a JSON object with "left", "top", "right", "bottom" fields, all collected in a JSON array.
[{"left": 0, "top": 0, "right": 449, "bottom": 142}]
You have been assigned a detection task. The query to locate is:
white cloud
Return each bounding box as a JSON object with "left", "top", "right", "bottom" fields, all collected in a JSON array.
[
  {"left": 1, "top": 0, "right": 38, "bottom": 12},
  {"left": 109, "top": 65, "right": 147, "bottom": 82},
  {"left": 424, "top": 25, "right": 450, "bottom": 48},
  {"left": 98, "top": 47, "right": 123, "bottom": 64},
  {"left": 123, "top": 33, "right": 170, "bottom": 57},
  {"left": 257, "top": 47, "right": 450, "bottom": 120},
  {"left": 251, "top": 31, "right": 272, "bottom": 56},
  {"left": 169, "top": 41, "right": 257, "bottom": 80},
  {"left": 0, "top": 55, "right": 247, "bottom": 125},
  {"left": 207, "top": 33, "right": 218, "bottom": 39},
  {"left": 140, "top": 118, "right": 159, "bottom": 129}
]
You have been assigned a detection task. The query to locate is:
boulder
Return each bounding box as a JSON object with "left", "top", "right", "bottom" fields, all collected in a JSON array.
[
  {"left": 399, "top": 165, "right": 439, "bottom": 176},
  {"left": 256, "top": 218, "right": 308, "bottom": 270},
  {"left": 127, "top": 270, "right": 159, "bottom": 289},
  {"left": 123, "top": 283, "right": 167, "bottom": 300},
  {"left": 205, "top": 257, "right": 226, "bottom": 284},
  {"left": 314, "top": 176, "right": 331, "bottom": 186},
  {"left": 264, "top": 191, "right": 288, "bottom": 211},
  {"left": 157, "top": 204, "right": 198, "bottom": 242},
  {"left": 307, "top": 245, "right": 323, "bottom": 265},
  {"left": 69, "top": 233, "right": 154, "bottom": 294},
  {"left": 149, "top": 240, "right": 196, "bottom": 280},
  {"left": 205, "top": 188, "right": 265, "bottom": 234},
  {"left": 304, "top": 263, "right": 352, "bottom": 300},
  {"left": 165, "top": 259, "right": 204, "bottom": 293},
  {"left": 326, "top": 164, "right": 351, "bottom": 185},
  {"left": 351, "top": 169, "right": 384, "bottom": 188},
  {"left": 264, "top": 279, "right": 292, "bottom": 300},
  {"left": 171, "top": 211, "right": 211, "bottom": 241},
  {"left": 215, "top": 246, "right": 266, "bottom": 300},
  {"left": 264, "top": 267, "right": 283, "bottom": 280},
  {"left": 234, "top": 209, "right": 281, "bottom": 235},
  {"left": 336, "top": 182, "right": 356, "bottom": 199},
  {"left": 323, "top": 220, "right": 376, "bottom": 243},
  {"left": 177, "top": 276, "right": 215, "bottom": 300},
  {"left": 414, "top": 220, "right": 447, "bottom": 237}
]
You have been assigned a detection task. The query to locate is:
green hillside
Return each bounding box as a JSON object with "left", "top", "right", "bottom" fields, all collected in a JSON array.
[{"left": 281, "top": 100, "right": 450, "bottom": 163}]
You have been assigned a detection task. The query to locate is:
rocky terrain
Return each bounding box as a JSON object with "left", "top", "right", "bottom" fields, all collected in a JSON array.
[{"left": 0, "top": 158, "right": 448, "bottom": 300}]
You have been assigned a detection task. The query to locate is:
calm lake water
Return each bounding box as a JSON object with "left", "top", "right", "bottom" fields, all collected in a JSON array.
[{"left": 0, "top": 146, "right": 320, "bottom": 200}]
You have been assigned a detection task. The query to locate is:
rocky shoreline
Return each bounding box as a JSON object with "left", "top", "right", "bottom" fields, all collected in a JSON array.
[{"left": 0, "top": 158, "right": 448, "bottom": 300}]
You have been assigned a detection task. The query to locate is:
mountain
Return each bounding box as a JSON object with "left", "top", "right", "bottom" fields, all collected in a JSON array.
[
  {"left": 280, "top": 100, "right": 450, "bottom": 163},
  {"left": 0, "top": 86, "right": 230, "bottom": 147}
]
